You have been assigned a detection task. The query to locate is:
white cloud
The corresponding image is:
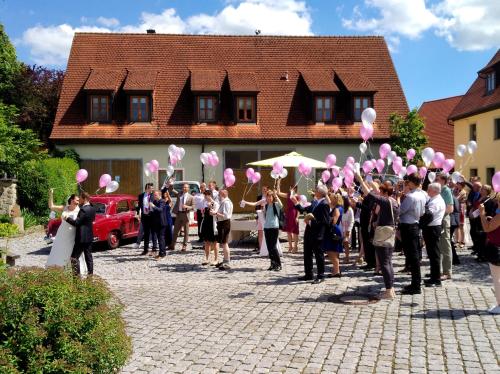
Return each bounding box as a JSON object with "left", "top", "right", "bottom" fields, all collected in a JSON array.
[
  {"left": 96, "top": 16, "right": 120, "bottom": 28},
  {"left": 20, "top": 1, "right": 312, "bottom": 66},
  {"left": 342, "top": 0, "right": 500, "bottom": 52}
]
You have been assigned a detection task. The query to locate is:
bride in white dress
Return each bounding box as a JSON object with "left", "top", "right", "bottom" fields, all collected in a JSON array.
[{"left": 46, "top": 189, "right": 87, "bottom": 274}]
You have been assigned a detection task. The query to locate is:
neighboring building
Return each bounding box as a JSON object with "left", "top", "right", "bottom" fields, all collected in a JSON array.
[
  {"left": 419, "top": 95, "right": 463, "bottom": 159},
  {"left": 51, "top": 32, "right": 408, "bottom": 210},
  {"left": 449, "top": 49, "right": 500, "bottom": 184}
]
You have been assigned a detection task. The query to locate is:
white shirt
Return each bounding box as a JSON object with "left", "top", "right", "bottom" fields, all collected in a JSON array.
[
  {"left": 342, "top": 207, "right": 354, "bottom": 233},
  {"left": 194, "top": 193, "right": 207, "bottom": 210},
  {"left": 211, "top": 189, "right": 219, "bottom": 202},
  {"left": 142, "top": 193, "right": 150, "bottom": 214},
  {"left": 217, "top": 197, "right": 233, "bottom": 221},
  {"left": 179, "top": 192, "right": 189, "bottom": 212},
  {"left": 427, "top": 194, "right": 445, "bottom": 227}
]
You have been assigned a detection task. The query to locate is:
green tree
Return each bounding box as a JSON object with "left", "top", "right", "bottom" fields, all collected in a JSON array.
[
  {"left": 0, "top": 24, "right": 21, "bottom": 99},
  {"left": 389, "top": 109, "right": 428, "bottom": 163}
]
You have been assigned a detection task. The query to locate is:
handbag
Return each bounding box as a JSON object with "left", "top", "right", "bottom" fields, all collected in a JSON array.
[
  {"left": 272, "top": 203, "right": 286, "bottom": 230},
  {"left": 418, "top": 202, "right": 433, "bottom": 229},
  {"left": 372, "top": 198, "right": 396, "bottom": 248}
]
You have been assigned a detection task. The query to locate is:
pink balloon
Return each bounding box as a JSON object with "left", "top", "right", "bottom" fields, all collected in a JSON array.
[
  {"left": 303, "top": 165, "right": 312, "bottom": 177},
  {"left": 442, "top": 159, "right": 455, "bottom": 173},
  {"left": 362, "top": 160, "right": 373, "bottom": 174},
  {"left": 151, "top": 160, "right": 160, "bottom": 170},
  {"left": 251, "top": 172, "right": 261, "bottom": 184},
  {"left": 406, "top": 149, "right": 416, "bottom": 160},
  {"left": 225, "top": 174, "right": 236, "bottom": 188},
  {"left": 76, "top": 169, "right": 88, "bottom": 183},
  {"left": 273, "top": 161, "right": 283, "bottom": 173},
  {"left": 375, "top": 159, "right": 385, "bottom": 173},
  {"left": 433, "top": 152, "right": 445, "bottom": 168},
  {"left": 332, "top": 177, "right": 342, "bottom": 192},
  {"left": 406, "top": 165, "right": 418, "bottom": 175},
  {"left": 343, "top": 167, "right": 354, "bottom": 180},
  {"left": 298, "top": 162, "right": 305, "bottom": 174},
  {"left": 392, "top": 160, "right": 402, "bottom": 174},
  {"left": 224, "top": 168, "right": 234, "bottom": 177},
  {"left": 492, "top": 171, "right": 500, "bottom": 192},
  {"left": 325, "top": 154, "right": 337, "bottom": 168},
  {"left": 344, "top": 178, "right": 353, "bottom": 188},
  {"left": 360, "top": 123, "right": 374, "bottom": 142},
  {"left": 419, "top": 166, "right": 428, "bottom": 179},
  {"left": 346, "top": 156, "right": 355, "bottom": 165},
  {"left": 379, "top": 143, "right": 391, "bottom": 159},
  {"left": 321, "top": 170, "right": 331, "bottom": 183},
  {"left": 331, "top": 166, "right": 340, "bottom": 177},
  {"left": 169, "top": 156, "right": 178, "bottom": 166},
  {"left": 99, "top": 174, "right": 112, "bottom": 188},
  {"left": 212, "top": 155, "right": 220, "bottom": 167},
  {"left": 246, "top": 168, "right": 255, "bottom": 180}
]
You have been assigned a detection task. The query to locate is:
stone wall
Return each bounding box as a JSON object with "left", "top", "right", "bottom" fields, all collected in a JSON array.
[{"left": 0, "top": 179, "right": 17, "bottom": 216}]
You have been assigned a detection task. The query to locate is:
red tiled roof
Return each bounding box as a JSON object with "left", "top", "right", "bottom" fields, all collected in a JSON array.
[
  {"left": 449, "top": 49, "right": 500, "bottom": 120},
  {"left": 123, "top": 69, "right": 158, "bottom": 90},
  {"left": 228, "top": 71, "right": 259, "bottom": 92},
  {"left": 418, "top": 95, "right": 463, "bottom": 159},
  {"left": 190, "top": 69, "right": 225, "bottom": 92},
  {"left": 335, "top": 70, "right": 376, "bottom": 92},
  {"left": 83, "top": 68, "right": 125, "bottom": 91},
  {"left": 301, "top": 70, "right": 339, "bottom": 92},
  {"left": 51, "top": 33, "right": 409, "bottom": 143}
]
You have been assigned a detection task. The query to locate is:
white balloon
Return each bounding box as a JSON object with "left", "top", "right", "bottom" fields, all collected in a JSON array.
[
  {"left": 144, "top": 169, "right": 151, "bottom": 177},
  {"left": 422, "top": 147, "right": 435, "bottom": 167},
  {"left": 456, "top": 144, "right": 466, "bottom": 157},
  {"left": 279, "top": 168, "right": 288, "bottom": 178},
  {"left": 467, "top": 140, "right": 477, "bottom": 154},
  {"left": 270, "top": 170, "right": 279, "bottom": 179},
  {"left": 398, "top": 166, "right": 407, "bottom": 179},
  {"left": 200, "top": 153, "right": 209, "bottom": 165},
  {"left": 168, "top": 144, "right": 176, "bottom": 157},
  {"left": 166, "top": 165, "right": 175, "bottom": 177},
  {"left": 451, "top": 171, "right": 462, "bottom": 184},
  {"left": 354, "top": 162, "right": 360, "bottom": 173},
  {"left": 361, "top": 107, "right": 376, "bottom": 126},
  {"left": 210, "top": 151, "right": 217, "bottom": 157},
  {"left": 105, "top": 181, "right": 119, "bottom": 193},
  {"left": 359, "top": 142, "right": 367, "bottom": 154},
  {"left": 178, "top": 147, "right": 186, "bottom": 160},
  {"left": 428, "top": 171, "right": 436, "bottom": 183}
]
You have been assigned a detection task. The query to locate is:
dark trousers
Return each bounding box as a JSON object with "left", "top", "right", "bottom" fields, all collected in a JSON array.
[
  {"left": 375, "top": 246, "right": 394, "bottom": 289},
  {"left": 165, "top": 224, "right": 173, "bottom": 247},
  {"left": 153, "top": 225, "right": 167, "bottom": 256},
  {"left": 140, "top": 215, "right": 155, "bottom": 251},
  {"left": 303, "top": 230, "right": 325, "bottom": 278},
  {"left": 136, "top": 222, "right": 158, "bottom": 248},
  {"left": 71, "top": 241, "right": 93, "bottom": 275},
  {"left": 450, "top": 225, "right": 460, "bottom": 264},
  {"left": 423, "top": 225, "right": 442, "bottom": 282},
  {"left": 470, "top": 217, "right": 481, "bottom": 252},
  {"left": 360, "top": 219, "right": 375, "bottom": 267},
  {"left": 196, "top": 209, "right": 204, "bottom": 241},
  {"left": 400, "top": 223, "right": 421, "bottom": 289},
  {"left": 264, "top": 228, "right": 281, "bottom": 268}
]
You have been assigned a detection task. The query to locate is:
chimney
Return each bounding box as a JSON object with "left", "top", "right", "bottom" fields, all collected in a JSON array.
[{"left": 146, "top": 29, "right": 156, "bottom": 34}]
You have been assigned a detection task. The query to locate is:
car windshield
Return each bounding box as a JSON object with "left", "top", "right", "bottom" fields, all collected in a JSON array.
[
  {"left": 93, "top": 202, "right": 107, "bottom": 215},
  {"left": 173, "top": 183, "right": 200, "bottom": 195}
]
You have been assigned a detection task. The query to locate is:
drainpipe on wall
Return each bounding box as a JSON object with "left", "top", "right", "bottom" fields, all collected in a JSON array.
[{"left": 201, "top": 143, "right": 205, "bottom": 182}]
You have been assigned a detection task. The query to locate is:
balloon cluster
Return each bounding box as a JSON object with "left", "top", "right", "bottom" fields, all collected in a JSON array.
[
  {"left": 298, "top": 162, "right": 312, "bottom": 177},
  {"left": 75, "top": 169, "right": 119, "bottom": 193},
  {"left": 360, "top": 107, "right": 376, "bottom": 142},
  {"left": 76, "top": 169, "right": 88, "bottom": 183},
  {"left": 270, "top": 161, "right": 288, "bottom": 179},
  {"left": 245, "top": 168, "right": 261, "bottom": 184},
  {"left": 145, "top": 159, "right": 160, "bottom": 177},
  {"left": 168, "top": 144, "right": 186, "bottom": 166},
  {"left": 493, "top": 171, "right": 500, "bottom": 193},
  {"left": 223, "top": 168, "right": 236, "bottom": 188},
  {"left": 200, "top": 151, "right": 220, "bottom": 167}
]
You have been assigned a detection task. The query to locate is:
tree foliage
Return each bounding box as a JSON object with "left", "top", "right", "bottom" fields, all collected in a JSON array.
[
  {"left": 0, "top": 24, "right": 21, "bottom": 98},
  {"left": 389, "top": 109, "right": 428, "bottom": 163}
]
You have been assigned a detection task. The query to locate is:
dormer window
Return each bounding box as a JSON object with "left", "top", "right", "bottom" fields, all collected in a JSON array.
[
  {"left": 486, "top": 71, "right": 496, "bottom": 94},
  {"left": 129, "top": 96, "right": 150, "bottom": 122},
  {"left": 90, "top": 95, "right": 110, "bottom": 122},
  {"left": 197, "top": 96, "right": 217, "bottom": 122},
  {"left": 315, "top": 96, "right": 334, "bottom": 122},
  {"left": 237, "top": 96, "right": 256, "bottom": 123},
  {"left": 353, "top": 96, "right": 371, "bottom": 122}
]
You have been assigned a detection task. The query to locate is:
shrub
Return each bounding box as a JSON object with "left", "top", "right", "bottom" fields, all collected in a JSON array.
[
  {"left": 0, "top": 215, "right": 10, "bottom": 224},
  {"left": 21, "top": 208, "right": 37, "bottom": 229},
  {"left": 0, "top": 268, "right": 132, "bottom": 373},
  {"left": 18, "top": 157, "right": 79, "bottom": 216},
  {"left": 0, "top": 223, "right": 18, "bottom": 237}
]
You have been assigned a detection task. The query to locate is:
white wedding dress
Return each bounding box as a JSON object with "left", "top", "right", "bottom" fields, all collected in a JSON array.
[
  {"left": 46, "top": 206, "right": 88, "bottom": 275},
  {"left": 257, "top": 210, "right": 283, "bottom": 257}
]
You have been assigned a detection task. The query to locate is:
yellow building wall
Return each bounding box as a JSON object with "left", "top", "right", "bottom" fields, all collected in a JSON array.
[{"left": 453, "top": 108, "right": 500, "bottom": 182}]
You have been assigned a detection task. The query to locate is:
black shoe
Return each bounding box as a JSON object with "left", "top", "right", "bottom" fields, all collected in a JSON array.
[
  {"left": 373, "top": 271, "right": 383, "bottom": 276},
  {"left": 327, "top": 273, "right": 341, "bottom": 278},
  {"left": 140, "top": 250, "right": 149, "bottom": 256},
  {"left": 219, "top": 263, "right": 231, "bottom": 271},
  {"left": 273, "top": 266, "right": 282, "bottom": 271},
  {"left": 312, "top": 278, "right": 324, "bottom": 284},
  {"left": 360, "top": 265, "right": 375, "bottom": 271},
  {"left": 401, "top": 286, "right": 421, "bottom": 295},
  {"left": 298, "top": 275, "right": 314, "bottom": 281},
  {"left": 267, "top": 266, "right": 274, "bottom": 271},
  {"left": 424, "top": 279, "right": 442, "bottom": 287},
  {"left": 214, "top": 262, "right": 224, "bottom": 268}
]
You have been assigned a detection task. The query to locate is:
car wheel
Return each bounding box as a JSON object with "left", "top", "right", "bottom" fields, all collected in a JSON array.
[{"left": 107, "top": 231, "right": 121, "bottom": 250}]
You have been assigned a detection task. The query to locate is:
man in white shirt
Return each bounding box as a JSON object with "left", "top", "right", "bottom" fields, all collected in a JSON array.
[
  {"left": 208, "top": 180, "right": 219, "bottom": 202},
  {"left": 423, "top": 183, "right": 446, "bottom": 287},
  {"left": 194, "top": 183, "right": 207, "bottom": 242},
  {"left": 169, "top": 183, "right": 194, "bottom": 251},
  {"left": 214, "top": 189, "right": 233, "bottom": 270}
]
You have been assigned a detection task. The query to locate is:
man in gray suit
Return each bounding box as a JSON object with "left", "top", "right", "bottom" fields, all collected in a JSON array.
[{"left": 169, "top": 183, "right": 194, "bottom": 251}]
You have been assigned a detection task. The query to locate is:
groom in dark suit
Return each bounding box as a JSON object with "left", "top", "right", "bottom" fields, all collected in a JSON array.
[{"left": 66, "top": 191, "right": 96, "bottom": 275}]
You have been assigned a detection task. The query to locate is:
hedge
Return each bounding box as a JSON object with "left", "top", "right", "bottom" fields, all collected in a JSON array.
[
  {"left": 0, "top": 268, "right": 132, "bottom": 373},
  {"left": 17, "top": 157, "right": 79, "bottom": 217},
  {"left": 0, "top": 223, "right": 18, "bottom": 238}
]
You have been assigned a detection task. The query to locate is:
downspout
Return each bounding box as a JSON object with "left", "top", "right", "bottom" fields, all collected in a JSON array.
[{"left": 201, "top": 143, "right": 205, "bottom": 182}]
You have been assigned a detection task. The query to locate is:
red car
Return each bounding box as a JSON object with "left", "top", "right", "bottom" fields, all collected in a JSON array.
[{"left": 45, "top": 194, "right": 140, "bottom": 249}]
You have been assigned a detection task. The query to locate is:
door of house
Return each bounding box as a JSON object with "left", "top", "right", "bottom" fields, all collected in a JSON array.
[{"left": 80, "top": 159, "right": 142, "bottom": 196}]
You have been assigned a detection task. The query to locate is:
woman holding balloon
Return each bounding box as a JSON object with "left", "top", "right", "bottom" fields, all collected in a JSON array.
[
  {"left": 322, "top": 192, "right": 344, "bottom": 278},
  {"left": 277, "top": 178, "right": 299, "bottom": 253}
]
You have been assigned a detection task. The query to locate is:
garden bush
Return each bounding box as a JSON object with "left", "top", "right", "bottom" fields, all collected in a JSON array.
[
  {"left": 17, "top": 157, "right": 79, "bottom": 217},
  {"left": 0, "top": 267, "right": 132, "bottom": 373},
  {"left": 0, "top": 215, "right": 10, "bottom": 224},
  {"left": 0, "top": 223, "right": 18, "bottom": 237}
]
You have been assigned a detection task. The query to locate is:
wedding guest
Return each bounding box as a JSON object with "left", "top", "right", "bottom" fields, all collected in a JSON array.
[
  {"left": 208, "top": 180, "right": 219, "bottom": 202},
  {"left": 479, "top": 194, "right": 500, "bottom": 314},
  {"left": 398, "top": 173, "right": 427, "bottom": 295},
  {"left": 436, "top": 174, "right": 454, "bottom": 281},
  {"left": 194, "top": 183, "right": 207, "bottom": 242},
  {"left": 358, "top": 176, "right": 400, "bottom": 299},
  {"left": 323, "top": 193, "right": 343, "bottom": 278},
  {"left": 475, "top": 185, "right": 498, "bottom": 261},
  {"left": 255, "top": 185, "right": 269, "bottom": 250},
  {"left": 467, "top": 181, "right": 482, "bottom": 254},
  {"left": 201, "top": 190, "right": 219, "bottom": 266},
  {"left": 292, "top": 185, "right": 331, "bottom": 284},
  {"left": 261, "top": 190, "right": 283, "bottom": 271},
  {"left": 150, "top": 190, "right": 168, "bottom": 259},
  {"left": 169, "top": 183, "right": 194, "bottom": 251},
  {"left": 277, "top": 179, "right": 299, "bottom": 253},
  {"left": 162, "top": 190, "right": 174, "bottom": 248},
  {"left": 137, "top": 183, "right": 155, "bottom": 255},
  {"left": 342, "top": 196, "right": 355, "bottom": 264},
  {"left": 450, "top": 190, "right": 461, "bottom": 265},
  {"left": 359, "top": 186, "right": 377, "bottom": 271},
  {"left": 215, "top": 189, "right": 233, "bottom": 270},
  {"left": 454, "top": 182, "right": 467, "bottom": 248}
]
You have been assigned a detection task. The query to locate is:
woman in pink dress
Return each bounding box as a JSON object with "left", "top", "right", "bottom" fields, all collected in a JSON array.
[{"left": 277, "top": 178, "right": 299, "bottom": 253}]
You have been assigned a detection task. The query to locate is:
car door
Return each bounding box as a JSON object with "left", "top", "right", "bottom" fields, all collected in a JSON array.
[
  {"left": 129, "top": 199, "right": 140, "bottom": 235},
  {"left": 115, "top": 200, "right": 133, "bottom": 237}
]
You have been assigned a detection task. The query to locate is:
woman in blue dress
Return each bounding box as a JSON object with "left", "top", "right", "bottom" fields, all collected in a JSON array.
[
  {"left": 162, "top": 190, "right": 174, "bottom": 248},
  {"left": 323, "top": 192, "right": 344, "bottom": 277}
]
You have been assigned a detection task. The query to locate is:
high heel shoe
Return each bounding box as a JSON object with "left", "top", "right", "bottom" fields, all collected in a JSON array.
[{"left": 327, "top": 273, "right": 341, "bottom": 278}]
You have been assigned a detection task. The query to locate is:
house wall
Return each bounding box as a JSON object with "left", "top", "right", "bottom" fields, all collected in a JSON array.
[
  {"left": 453, "top": 108, "right": 500, "bottom": 183},
  {"left": 58, "top": 142, "right": 381, "bottom": 195}
]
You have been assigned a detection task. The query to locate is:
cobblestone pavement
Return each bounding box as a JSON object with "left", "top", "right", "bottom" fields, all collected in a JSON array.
[{"left": 6, "top": 229, "right": 500, "bottom": 374}]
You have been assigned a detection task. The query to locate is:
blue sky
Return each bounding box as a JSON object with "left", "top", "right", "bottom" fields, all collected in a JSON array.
[{"left": 1, "top": 0, "right": 499, "bottom": 109}]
